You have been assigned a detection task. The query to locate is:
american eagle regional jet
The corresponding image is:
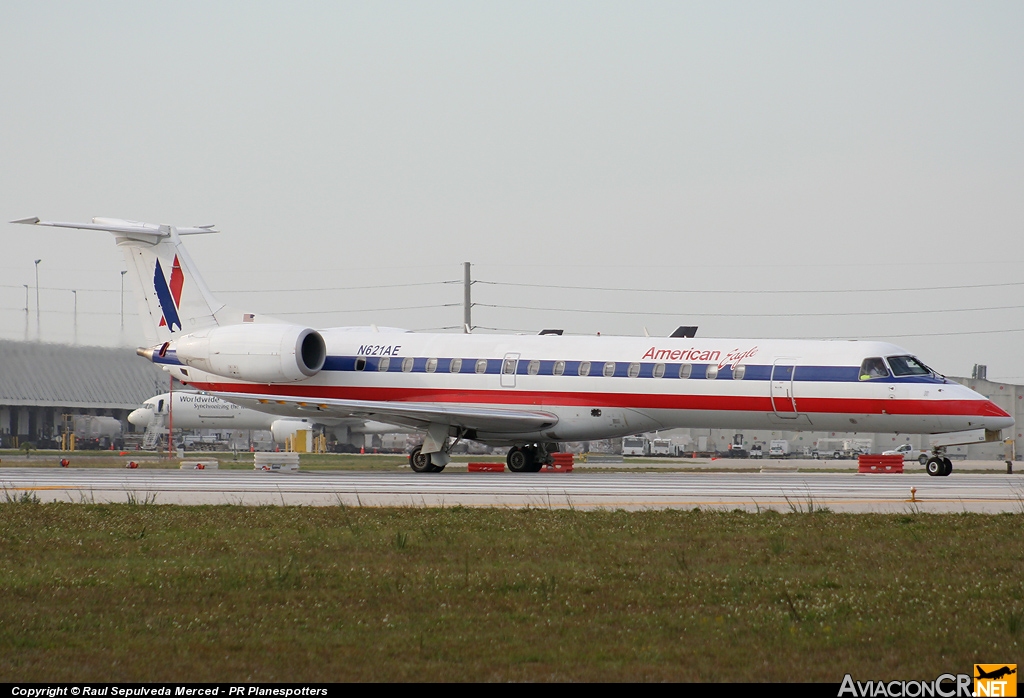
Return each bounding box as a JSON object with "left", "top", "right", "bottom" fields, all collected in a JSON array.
[{"left": 12, "top": 217, "right": 1013, "bottom": 476}]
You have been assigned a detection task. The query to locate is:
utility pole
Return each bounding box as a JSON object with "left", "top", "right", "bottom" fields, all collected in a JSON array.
[
  {"left": 168, "top": 374, "right": 174, "bottom": 460},
  {"left": 33, "top": 259, "right": 41, "bottom": 341},
  {"left": 463, "top": 261, "right": 472, "bottom": 333}
]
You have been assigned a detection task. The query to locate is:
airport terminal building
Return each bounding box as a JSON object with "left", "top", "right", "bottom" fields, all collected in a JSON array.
[{"left": 0, "top": 340, "right": 170, "bottom": 448}]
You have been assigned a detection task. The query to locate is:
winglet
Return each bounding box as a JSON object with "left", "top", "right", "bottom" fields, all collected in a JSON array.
[{"left": 10, "top": 217, "right": 40, "bottom": 225}]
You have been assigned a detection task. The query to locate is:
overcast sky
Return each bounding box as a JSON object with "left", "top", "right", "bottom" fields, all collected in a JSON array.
[{"left": 2, "top": 1, "right": 1022, "bottom": 380}]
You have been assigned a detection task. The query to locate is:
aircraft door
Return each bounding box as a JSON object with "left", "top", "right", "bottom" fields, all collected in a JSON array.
[
  {"left": 501, "top": 353, "right": 520, "bottom": 388},
  {"left": 770, "top": 360, "right": 798, "bottom": 418}
]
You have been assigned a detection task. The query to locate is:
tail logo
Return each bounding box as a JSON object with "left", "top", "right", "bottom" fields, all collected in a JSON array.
[{"left": 154, "top": 256, "right": 184, "bottom": 332}]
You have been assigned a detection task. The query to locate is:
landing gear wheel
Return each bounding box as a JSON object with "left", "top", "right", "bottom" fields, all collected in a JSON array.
[
  {"left": 926, "top": 457, "right": 943, "bottom": 477},
  {"left": 409, "top": 446, "right": 439, "bottom": 474},
  {"left": 505, "top": 446, "right": 540, "bottom": 472},
  {"left": 918, "top": 454, "right": 929, "bottom": 466},
  {"left": 507, "top": 446, "right": 531, "bottom": 473},
  {"left": 942, "top": 457, "right": 953, "bottom": 477}
]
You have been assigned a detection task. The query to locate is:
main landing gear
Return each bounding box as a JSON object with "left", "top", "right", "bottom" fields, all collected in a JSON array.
[
  {"left": 506, "top": 444, "right": 558, "bottom": 473},
  {"left": 925, "top": 448, "right": 953, "bottom": 477},
  {"left": 409, "top": 445, "right": 446, "bottom": 473}
]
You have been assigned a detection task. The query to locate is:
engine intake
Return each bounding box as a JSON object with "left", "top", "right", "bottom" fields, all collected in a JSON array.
[{"left": 174, "top": 324, "right": 326, "bottom": 383}]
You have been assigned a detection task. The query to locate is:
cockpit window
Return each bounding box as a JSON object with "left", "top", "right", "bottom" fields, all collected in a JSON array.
[
  {"left": 859, "top": 357, "right": 889, "bottom": 380},
  {"left": 887, "top": 355, "right": 932, "bottom": 377}
]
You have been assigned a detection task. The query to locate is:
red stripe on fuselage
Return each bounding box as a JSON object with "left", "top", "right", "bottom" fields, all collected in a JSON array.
[{"left": 189, "top": 383, "right": 1009, "bottom": 418}]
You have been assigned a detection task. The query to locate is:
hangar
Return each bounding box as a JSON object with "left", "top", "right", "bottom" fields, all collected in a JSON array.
[{"left": 0, "top": 340, "right": 171, "bottom": 448}]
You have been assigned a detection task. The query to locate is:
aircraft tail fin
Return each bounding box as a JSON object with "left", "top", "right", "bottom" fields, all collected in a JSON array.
[{"left": 11, "top": 217, "right": 251, "bottom": 345}]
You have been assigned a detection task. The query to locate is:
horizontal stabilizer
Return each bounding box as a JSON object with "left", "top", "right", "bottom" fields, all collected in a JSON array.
[{"left": 11, "top": 217, "right": 218, "bottom": 237}]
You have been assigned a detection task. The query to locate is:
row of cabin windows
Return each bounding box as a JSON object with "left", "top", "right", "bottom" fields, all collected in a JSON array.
[{"left": 355, "top": 356, "right": 746, "bottom": 380}]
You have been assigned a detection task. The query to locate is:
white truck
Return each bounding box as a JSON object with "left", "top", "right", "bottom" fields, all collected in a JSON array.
[
  {"left": 649, "top": 438, "right": 674, "bottom": 457},
  {"left": 811, "top": 438, "right": 851, "bottom": 458},
  {"left": 882, "top": 443, "right": 929, "bottom": 465},
  {"left": 622, "top": 436, "right": 649, "bottom": 457},
  {"left": 768, "top": 440, "right": 789, "bottom": 457}
]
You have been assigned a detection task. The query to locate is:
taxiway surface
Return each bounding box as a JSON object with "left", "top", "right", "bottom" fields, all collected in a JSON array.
[{"left": 2, "top": 468, "right": 1022, "bottom": 512}]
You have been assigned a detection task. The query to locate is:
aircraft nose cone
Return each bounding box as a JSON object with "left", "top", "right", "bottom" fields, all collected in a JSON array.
[
  {"left": 988, "top": 414, "right": 1015, "bottom": 432},
  {"left": 980, "top": 401, "right": 1014, "bottom": 432},
  {"left": 128, "top": 408, "right": 150, "bottom": 427}
]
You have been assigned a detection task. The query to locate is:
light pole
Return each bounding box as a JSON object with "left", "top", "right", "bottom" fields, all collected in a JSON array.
[
  {"left": 33, "top": 259, "right": 41, "bottom": 341},
  {"left": 23, "top": 285, "right": 29, "bottom": 341},
  {"left": 71, "top": 290, "right": 77, "bottom": 345},
  {"left": 120, "top": 270, "right": 127, "bottom": 330}
]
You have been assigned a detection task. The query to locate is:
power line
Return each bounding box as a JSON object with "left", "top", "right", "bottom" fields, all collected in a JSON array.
[
  {"left": 0, "top": 284, "right": 120, "bottom": 293},
  {"left": 475, "top": 303, "right": 1024, "bottom": 318},
  {"left": 475, "top": 280, "right": 1024, "bottom": 295},
  {"left": 275, "top": 303, "right": 460, "bottom": 315},
  {"left": 472, "top": 260, "right": 1024, "bottom": 270},
  {"left": 214, "top": 280, "right": 457, "bottom": 294},
  {"left": 791, "top": 328, "right": 1024, "bottom": 339}
]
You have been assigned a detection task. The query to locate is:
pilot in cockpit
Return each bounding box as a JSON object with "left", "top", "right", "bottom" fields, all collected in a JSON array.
[{"left": 859, "top": 357, "right": 889, "bottom": 380}]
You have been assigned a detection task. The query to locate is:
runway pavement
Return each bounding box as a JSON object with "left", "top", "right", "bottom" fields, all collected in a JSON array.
[{"left": 2, "top": 467, "right": 1023, "bottom": 512}]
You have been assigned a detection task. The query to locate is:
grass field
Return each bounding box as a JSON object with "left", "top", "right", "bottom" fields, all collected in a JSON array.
[{"left": 1, "top": 502, "right": 1021, "bottom": 682}]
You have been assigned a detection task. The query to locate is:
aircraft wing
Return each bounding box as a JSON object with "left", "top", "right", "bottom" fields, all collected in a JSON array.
[{"left": 212, "top": 391, "right": 559, "bottom": 434}]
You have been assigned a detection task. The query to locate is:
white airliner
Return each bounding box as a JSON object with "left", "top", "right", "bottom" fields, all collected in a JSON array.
[
  {"left": 13, "top": 217, "right": 1013, "bottom": 476},
  {"left": 129, "top": 391, "right": 409, "bottom": 446}
]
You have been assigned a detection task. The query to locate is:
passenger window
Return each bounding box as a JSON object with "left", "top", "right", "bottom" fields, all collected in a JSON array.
[
  {"left": 502, "top": 358, "right": 516, "bottom": 375},
  {"left": 679, "top": 364, "right": 692, "bottom": 379},
  {"left": 553, "top": 360, "right": 565, "bottom": 376},
  {"left": 475, "top": 359, "right": 488, "bottom": 374},
  {"left": 401, "top": 357, "right": 414, "bottom": 372},
  {"left": 733, "top": 365, "right": 745, "bottom": 380},
  {"left": 425, "top": 358, "right": 437, "bottom": 373},
  {"left": 859, "top": 357, "right": 889, "bottom": 380},
  {"left": 706, "top": 365, "right": 718, "bottom": 380},
  {"left": 355, "top": 357, "right": 366, "bottom": 371},
  {"left": 378, "top": 356, "right": 390, "bottom": 372},
  {"left": 449, "top": 358, "right": 462, "bottom": 373},
  {"left": 527, "top": 359, "right": 540, "bottom": 375},
  {"left": 628, "top": 362, "right": 640, "bottom": 378},
  {"left": 579, "top": 361, "right": 591, "bottom": 377},
  {"left": 653, "top": 363, "right": 665, "bottom": 379},
  {"left": 603, "top": 361, "right": 616, "bottom": 377}
]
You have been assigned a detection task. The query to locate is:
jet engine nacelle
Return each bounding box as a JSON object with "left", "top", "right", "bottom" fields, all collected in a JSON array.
[
  {"left": 270, "top": 418, "right": 315, "bottom": 444},
  {"left": 174, "top": 324, "right": 326, "bottom": 384}
]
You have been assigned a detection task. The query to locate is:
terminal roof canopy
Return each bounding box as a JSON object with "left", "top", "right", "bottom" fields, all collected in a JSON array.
[{"left": 0, "top": 340, "right": 170, "bottom": 409}]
